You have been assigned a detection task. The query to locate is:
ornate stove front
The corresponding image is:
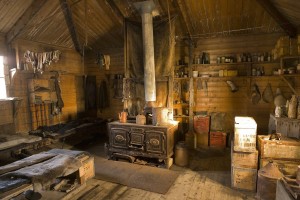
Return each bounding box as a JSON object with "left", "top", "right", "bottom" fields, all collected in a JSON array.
[
  {"left": 110, "top": 128, "right": 129, "bottom": 148},
  {"left": 106, "top": 121, "right": 178, "bottom": 168},
  {"left": 145, "top": 131, "right": 164, "bottom": 154}
]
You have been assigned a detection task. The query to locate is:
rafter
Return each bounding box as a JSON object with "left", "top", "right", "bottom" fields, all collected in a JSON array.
[
  {"left": 6, "top": 0, "right": 47, "bottom": 44},
  {"left": 173, "top": 0, "right": 193, "bottom": 41},
  {"left": 60, "top": 0, "right": 82, "bottom": 55},
  {"left": 104, "top": 0, "right": 124, "bottom": 25},
  {"left": 256, "top": 0, "right": 297, "bottom": 37}
]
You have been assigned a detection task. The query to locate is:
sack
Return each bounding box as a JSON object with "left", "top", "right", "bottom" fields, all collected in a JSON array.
[{"left": 262, "top": 83, "right": 273, "bottom": 103}]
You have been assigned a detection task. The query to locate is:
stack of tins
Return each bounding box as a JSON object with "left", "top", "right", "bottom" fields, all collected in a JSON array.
[
  {"left": 231, "top": 116, "right": 258, "bottom": 191},
  {"left": 258, "top": 135, "right": 300, "bottom": 176},
  {"left": 193, "top": 115, "right": 210, "bottom": 146}
]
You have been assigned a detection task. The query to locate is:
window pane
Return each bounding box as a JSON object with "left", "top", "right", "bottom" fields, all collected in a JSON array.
[
  {"left": 0, "top": 56, "right": 3, "bottom": 77},
  {"left": 0, "top": 78, "right": 6, "bottom": 98}
]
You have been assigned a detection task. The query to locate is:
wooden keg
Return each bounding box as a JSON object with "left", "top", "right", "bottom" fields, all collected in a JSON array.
[{"left": 175, "top": 141, "right": 189, "bottom": 167}]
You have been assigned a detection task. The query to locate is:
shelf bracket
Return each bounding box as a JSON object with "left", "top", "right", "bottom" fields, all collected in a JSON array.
[{"left": 279, "top": 75, "right": 298, "bottom": 96}]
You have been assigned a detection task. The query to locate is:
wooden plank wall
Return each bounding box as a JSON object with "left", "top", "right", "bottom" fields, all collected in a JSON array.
[
  {"left": 175, "top": 33, "right": 300, "bottom": 133},
  {"left": 6, "top": 40, "right": 84, "bottom": 133},
  {"left": 85, "top": 48, "right": 124, "bottom": 120},
  {"left": 0, "top": 34, "right": 7, "bottom": 55}
]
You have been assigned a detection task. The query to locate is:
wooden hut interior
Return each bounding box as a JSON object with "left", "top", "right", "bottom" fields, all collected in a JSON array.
[{"left": 0, "top": 0, "right": 300, "bottom": 199}]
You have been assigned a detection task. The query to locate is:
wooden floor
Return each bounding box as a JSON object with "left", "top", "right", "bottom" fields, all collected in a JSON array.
[{"left": 66, "top": 136, "right": 257, "bottom": 200}]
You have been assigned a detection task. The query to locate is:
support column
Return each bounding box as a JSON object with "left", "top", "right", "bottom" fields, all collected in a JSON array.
[{"left": 134, "top": 1, "right": 156, "bottom": 102}]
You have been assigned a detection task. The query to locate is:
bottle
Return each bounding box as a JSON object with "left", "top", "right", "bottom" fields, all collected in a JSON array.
[
  {"left": 201, "top": 52, "right": 206, "bottom": 64},
  {"left": 267, "top": 53, "right": 271, "bottom": 62},
  {"left": 261, "top": 66, "right": 265, "bottom": 76},
  {"left": 252, "top": 67, "right": 257, "bottom": 76},
  {"left": 288, "top": 95, "right": 297, "bottom": 119},
  {"left": 257, "top": 67, "right": 261, "bottom": 76}
]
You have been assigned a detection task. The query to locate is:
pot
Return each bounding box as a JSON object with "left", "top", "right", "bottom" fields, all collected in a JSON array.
[
  {"left": 119, "top": 111, "right": 127, "bottom": 123},
  {"left": 136, "top": 114, "right": 146, "bottom": 125}
]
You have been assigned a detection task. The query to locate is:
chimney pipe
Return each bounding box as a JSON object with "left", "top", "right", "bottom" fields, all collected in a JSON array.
[{"left": 134, "top": 1, "right": 156, "bottom": 102}]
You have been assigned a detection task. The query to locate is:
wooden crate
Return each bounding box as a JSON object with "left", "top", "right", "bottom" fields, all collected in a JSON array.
[
  {"left": 196, "top": 132, "right": 209, "bottom": 147},
  {"left": 260, "top": 158, "right": 300, "bottom": 176},
  {"left": 258, "top": 135, "right": 300, "bottom": 160},
  {"left": 276, "top": 117, "right": 300, "bottom": 139},
  {"left": 231, "top": 166, "right": 257, "bottom": 191},
  {"left": 194, "top": 115, "right": 210, "bottom": 134},
  {"left": 78, "top": 157, "right": 95, "bottom": 184},
  {"left": 209, "top": 131, "right": 226, "bottom": 148},
  {"left": 234, "top": 117, "right": 257, "bottom": 152},
  {"left": 231, "top": 143, "right": 258, "bottom": 169}
]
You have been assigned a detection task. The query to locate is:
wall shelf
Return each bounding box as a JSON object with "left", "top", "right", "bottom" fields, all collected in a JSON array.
[{"left": 191, "top": 61, "right": 278, "bottom": 66}]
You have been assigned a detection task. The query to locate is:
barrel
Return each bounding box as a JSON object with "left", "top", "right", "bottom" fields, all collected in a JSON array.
[{"left": 175, "top": 141, "right": 189, "bottom": 167}]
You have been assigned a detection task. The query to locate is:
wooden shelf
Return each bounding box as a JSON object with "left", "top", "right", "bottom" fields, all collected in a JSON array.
[
  {"left": 192, "top": 74, "right": 300, "bottom": 80},
  {"left": 174, "top": 77, "right": 190, "bottom": 80},
  {"left": 173, "top": 115, "right": 189, "bottom": 118},
  {"left": 190, "top": 61, "right": 278, "bottom": 66},
  {"left": 173, "top": 103, "right": 189, "bottom": 108}
]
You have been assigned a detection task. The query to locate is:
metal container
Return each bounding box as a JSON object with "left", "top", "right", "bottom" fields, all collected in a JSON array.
[
  {"left": 175, "top": 141, "right": 188, "bottom": 167},
  {"left": 152, "top": 107, "right": 168, "bottom": 126},
  {"left": 257, "top": 161, "right": 283, "bottom": 200}
]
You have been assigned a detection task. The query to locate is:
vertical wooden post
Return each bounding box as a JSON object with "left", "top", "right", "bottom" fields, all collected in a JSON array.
[{"left": 188, "top": 41, "right": 194, "bottom": 132}]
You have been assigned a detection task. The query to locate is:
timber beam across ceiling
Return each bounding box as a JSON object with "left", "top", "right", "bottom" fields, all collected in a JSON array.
[
  {"left": 5, "top": 0, "right": 47, "bottom": 45},
  {"left": 104, "top": 0, "right": 124, "bottom": 25},
  {"left": 60, "top": 0, "right": 82, "bottom": 56},
  {"left": 256, "top": 0, "right": 297, "bottom": 37},
  {"left": 173, "top": 0, "right": 194, "bottom": 42}
]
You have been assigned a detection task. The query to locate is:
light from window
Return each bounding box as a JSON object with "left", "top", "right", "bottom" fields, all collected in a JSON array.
[{"left": 0, "top": 56, "right": 7, "bottom": 99}]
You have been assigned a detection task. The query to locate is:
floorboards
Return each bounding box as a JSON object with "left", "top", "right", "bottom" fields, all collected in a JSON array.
[{"left": 69, "top": 136, "right": 256, "bottom": 200}]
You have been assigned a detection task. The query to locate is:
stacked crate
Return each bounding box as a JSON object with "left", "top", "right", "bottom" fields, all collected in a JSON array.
[
  {"left": 231, "top": 116, "right": 258, "bottom": 191},
  {"left": 209, "top": 112, "right": 227, "bottom": 149},
  {"left": 258, "top": 135, "right": 300, "bottom": 176},
  {"left": 272, "top": 36, "right": 298, "bottom": 59},
  {"left": 194, "top": 115, "right": 210, "bottom": 146}
]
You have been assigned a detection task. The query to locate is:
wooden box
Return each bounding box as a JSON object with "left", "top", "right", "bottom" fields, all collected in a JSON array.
[
  {"left": 78, "top": 157, "right": 95, "bottom": 184},
  {"left": 194, "top": 115, "right": 210, "bottom": 134},
  {"left": 28, "top": 79, "right": 55, "bottom": 92},
  {"left": 258, "top": 135, "right": 300, "bottom": 160},
  {"left": 30, "top": 91, "right": 57, "bottom": 103},
  {"left": 234, "top": 117, "right": 257, "bottom": 152},
  {"left": 209, "top": 131, "right": 226, "bottom": 148},
  {"left": 231, "top": 166, "right": 257, "bottom": 191},
  {"left": 231, "top": 144, "right": 258, "bottom": 169},
  {"left": 196, "top": 132, "right": 209, "bottom": 147},
  {"left": 276, "top": 117, "right": 300, "bottom": 138},
  {"left": 260, "top": 158, "right": 300, "bottom": 176}
]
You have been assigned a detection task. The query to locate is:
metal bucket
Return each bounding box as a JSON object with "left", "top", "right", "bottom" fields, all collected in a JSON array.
[
  {"left": 152, "top": 107, "right": 168, "bottom": 126},
  {"left": 175, "top": 141, "right": 189, "bottom": 167}
]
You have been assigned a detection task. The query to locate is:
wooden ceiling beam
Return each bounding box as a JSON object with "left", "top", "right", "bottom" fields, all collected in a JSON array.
[
  {"left": 104, "top": 0, "right": 124, "bottom": 25},
  {"left": 6, "top": 0, "right": 47, "bottom": 45},
  {"left": 173, "top": 0, "right": 193, "bottom": 42},
  {"left": 256, "top": 0, "right": 297, "bottom": 37},
  {"left": 60, "top": 0, "right": 82, "bottom": 55}
]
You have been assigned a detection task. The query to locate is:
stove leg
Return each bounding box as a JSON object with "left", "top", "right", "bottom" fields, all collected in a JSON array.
[{"left": 164, "top": 158, "right": 173, "bottom": 169}]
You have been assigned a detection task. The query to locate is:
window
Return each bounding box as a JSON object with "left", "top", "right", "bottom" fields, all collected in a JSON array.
[{"left": 0, "top": 56, "right": 6, "bottom": 98}]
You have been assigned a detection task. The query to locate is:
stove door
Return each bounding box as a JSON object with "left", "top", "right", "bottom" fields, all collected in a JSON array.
[
  {"left": 111, "top": 128, "right": 129, "bottom": 148},
  {"left": 145, "top": 131, "right": 165, "bottom": 154}
]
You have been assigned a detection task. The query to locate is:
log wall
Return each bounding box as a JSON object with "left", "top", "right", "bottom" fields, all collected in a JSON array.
[
  {"left": 85, "top": 48, "right": 124, "bottom": 120},
  {"left": 175, "top": 33, "right": 300, "bottom": 133},
  {"left": 4, "top": 40, "right": 84, "bottom": 133}
]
